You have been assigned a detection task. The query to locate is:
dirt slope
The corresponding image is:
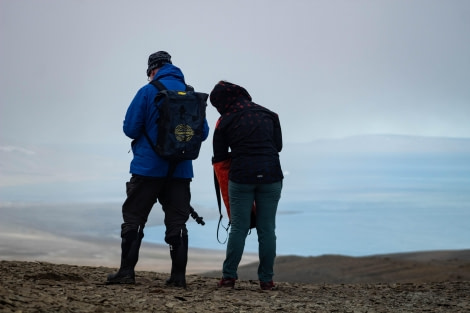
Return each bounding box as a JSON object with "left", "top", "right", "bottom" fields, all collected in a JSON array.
[{"left": 1, "top": 251, "right": 470, "bottom": 313}]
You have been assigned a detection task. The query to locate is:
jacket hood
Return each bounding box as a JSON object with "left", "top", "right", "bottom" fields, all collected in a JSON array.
[
  {"left": 209, "top": 81, "right": 252, "bottom": 115},
  {"left": 153, "top": 63, "right": 185, "bottom": 83}
]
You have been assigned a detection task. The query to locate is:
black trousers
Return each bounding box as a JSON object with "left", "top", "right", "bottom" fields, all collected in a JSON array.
[{"left": 121, "top": 174, "right": 191, "bottom": 244}]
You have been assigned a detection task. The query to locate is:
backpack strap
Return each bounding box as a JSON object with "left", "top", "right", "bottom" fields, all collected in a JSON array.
[
  {"left": 150, "top": 80, "right": 167, "bottom": 91},
  {"left": 214, "top": 169, "right": 229, "bottom": 244},
  {"left": 143, "top": 81, "right": 166, "bottom": 154},
  {"left": 146, "top": 80, "right": 175, "bottom": 178},
  {"left": 213, "top": 158, "right": 233, "bottom": 244}
]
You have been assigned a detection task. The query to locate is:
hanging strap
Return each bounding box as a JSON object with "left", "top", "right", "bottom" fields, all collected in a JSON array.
[{"left": 214, "top": 168, "right": 230, "bottom": 244}]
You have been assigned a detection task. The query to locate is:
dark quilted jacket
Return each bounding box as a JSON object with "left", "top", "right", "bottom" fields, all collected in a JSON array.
[{"left": 210, "top": 81, "right": 283, "bottom": 184}]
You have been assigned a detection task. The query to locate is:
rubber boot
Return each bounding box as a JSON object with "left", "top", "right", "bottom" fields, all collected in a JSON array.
[
  {"left": 106, "top": 225, "right": 144, "bottom": 284},
  {"left": 165, "top": 234, "right": 188, "bottom": 288}
]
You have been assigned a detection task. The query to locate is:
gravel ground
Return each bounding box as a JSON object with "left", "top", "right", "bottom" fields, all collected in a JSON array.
[{"left": 1, "top": 260, "right": 469, "bottom": 313}]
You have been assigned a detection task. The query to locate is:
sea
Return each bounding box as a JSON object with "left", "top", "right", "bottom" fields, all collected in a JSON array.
[
  {"left": 144, "top": 147, "right": 470, "bottom": 257},
  {"left": 2, "top": 136, "right": 469, "bottom": 257}
]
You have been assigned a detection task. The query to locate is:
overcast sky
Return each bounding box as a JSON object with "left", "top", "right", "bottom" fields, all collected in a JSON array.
[{"left": 1, "top": 0, "right": 469, "bottom": 145}]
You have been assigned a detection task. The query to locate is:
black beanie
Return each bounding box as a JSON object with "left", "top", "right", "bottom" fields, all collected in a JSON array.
[{"left": 146, "top": 51, "right": 172, "bottom": 76}]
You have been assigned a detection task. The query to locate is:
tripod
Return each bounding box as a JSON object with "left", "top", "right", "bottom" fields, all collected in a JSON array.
[{"left": 189, "top": 206, "right": 205, "bottom": 225}]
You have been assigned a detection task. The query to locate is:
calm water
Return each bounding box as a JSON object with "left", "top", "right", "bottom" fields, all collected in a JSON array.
[
  {"left": 145, "top": 155, "right": 470, "bottom": 257},
  {"left": 2, "top": 139, "right": 469, "bottom": 257},
  {"left": 144, "top": 195, "right": 470, "bottom": 257}
]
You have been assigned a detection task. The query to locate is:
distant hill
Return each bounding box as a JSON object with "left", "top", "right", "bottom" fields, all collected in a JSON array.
[{"left": 202, "top": 249, "right": 470, "bottom": 284}]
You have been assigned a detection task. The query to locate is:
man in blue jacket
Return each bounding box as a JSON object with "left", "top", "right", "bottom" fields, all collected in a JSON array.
[{"left": 107, "top": 51, "right": 209, "bottom": 287}]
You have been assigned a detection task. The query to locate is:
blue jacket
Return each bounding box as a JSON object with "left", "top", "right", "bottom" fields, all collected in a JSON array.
[{"left": 123, "top": 64, "right": 209, "bottom": 178}]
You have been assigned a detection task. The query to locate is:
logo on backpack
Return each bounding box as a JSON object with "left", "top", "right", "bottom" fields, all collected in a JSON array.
[
  {"left": 175, "top": 124, "right": 194, "bottom": 142},
  {"left": 145, "top": 80, "right": 208, "bottom": 162}
]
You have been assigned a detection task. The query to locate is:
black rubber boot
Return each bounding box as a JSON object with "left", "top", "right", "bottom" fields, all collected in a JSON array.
[
  {"left": 106, "top": 224, "right": 144, "bottom": 285},
  {"left": 165, "top": 234, "right": 188, "bottom": 288}
]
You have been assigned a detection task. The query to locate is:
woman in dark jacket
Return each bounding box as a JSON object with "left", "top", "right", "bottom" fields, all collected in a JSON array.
[{"left": 210, "top": 81, "right": 283, "bottom": 290}]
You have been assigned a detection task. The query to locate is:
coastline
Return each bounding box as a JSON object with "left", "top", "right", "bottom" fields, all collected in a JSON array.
[
  {"left": 1, "top": 202, "right": 468, "bottom": 279},
  {"left": 0, "top": 201, "right": 258, "bottom": 274},
  {"left": 0, "top": 225, "right": 258, "bottom": 274},
  {"left": 2, "top": 218, "right": 469, "bottom": 282}
]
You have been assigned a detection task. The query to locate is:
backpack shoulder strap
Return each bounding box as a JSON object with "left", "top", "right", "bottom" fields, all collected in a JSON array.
[
  {"left": 150, "top": 80, "right": 167, "bottom": 91},
  {"left": 214, "top": 168, "right": 229, "bottom": 244}
]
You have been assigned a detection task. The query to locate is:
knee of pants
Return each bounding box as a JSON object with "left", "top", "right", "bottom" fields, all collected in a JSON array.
[
  {"left": 165, "top": 230, "right": 188, "bottom": 246},
  {"left": 121, "top": 223, "right": 144, "bottom": 240}
]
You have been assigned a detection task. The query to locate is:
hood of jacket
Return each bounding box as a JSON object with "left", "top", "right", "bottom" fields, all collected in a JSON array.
[
  {"left": 209, "top": 81, "right": 253, "bottom": 115},
  {"left": 152, "top": 63, "right": 185, "bottom": 85}
]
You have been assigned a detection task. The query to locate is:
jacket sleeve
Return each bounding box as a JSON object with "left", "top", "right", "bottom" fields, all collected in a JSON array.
[
  {"left": 273, "top": 114, "right": 283, "bottom": 152},
  {"left": 123, "top": 87, "right": 148, "bottom": 139},
  {"left": 212, "top": 118, "right": 230, "bottom": 163},
  {"left": 202, "top": 118, "right": 210, "bottom": 141}
]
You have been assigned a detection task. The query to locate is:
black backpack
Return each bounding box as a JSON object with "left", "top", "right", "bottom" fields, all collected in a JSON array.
[{"left": 145, "top": 80, "right": 208, "bottom": 166}]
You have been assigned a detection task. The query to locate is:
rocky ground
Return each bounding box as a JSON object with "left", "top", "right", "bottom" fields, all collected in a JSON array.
[{"left": 1, "top": 259, "right": 469, "bottom": 313}]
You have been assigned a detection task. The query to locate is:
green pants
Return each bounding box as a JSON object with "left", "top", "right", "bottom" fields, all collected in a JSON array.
[{"left": 222, "top": 180, "right": 282, "bottom": 282}]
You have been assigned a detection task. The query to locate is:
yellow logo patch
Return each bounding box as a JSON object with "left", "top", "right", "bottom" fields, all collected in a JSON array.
[{"left": 175, "top": 124, "right": 194, "bottom": 142}]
